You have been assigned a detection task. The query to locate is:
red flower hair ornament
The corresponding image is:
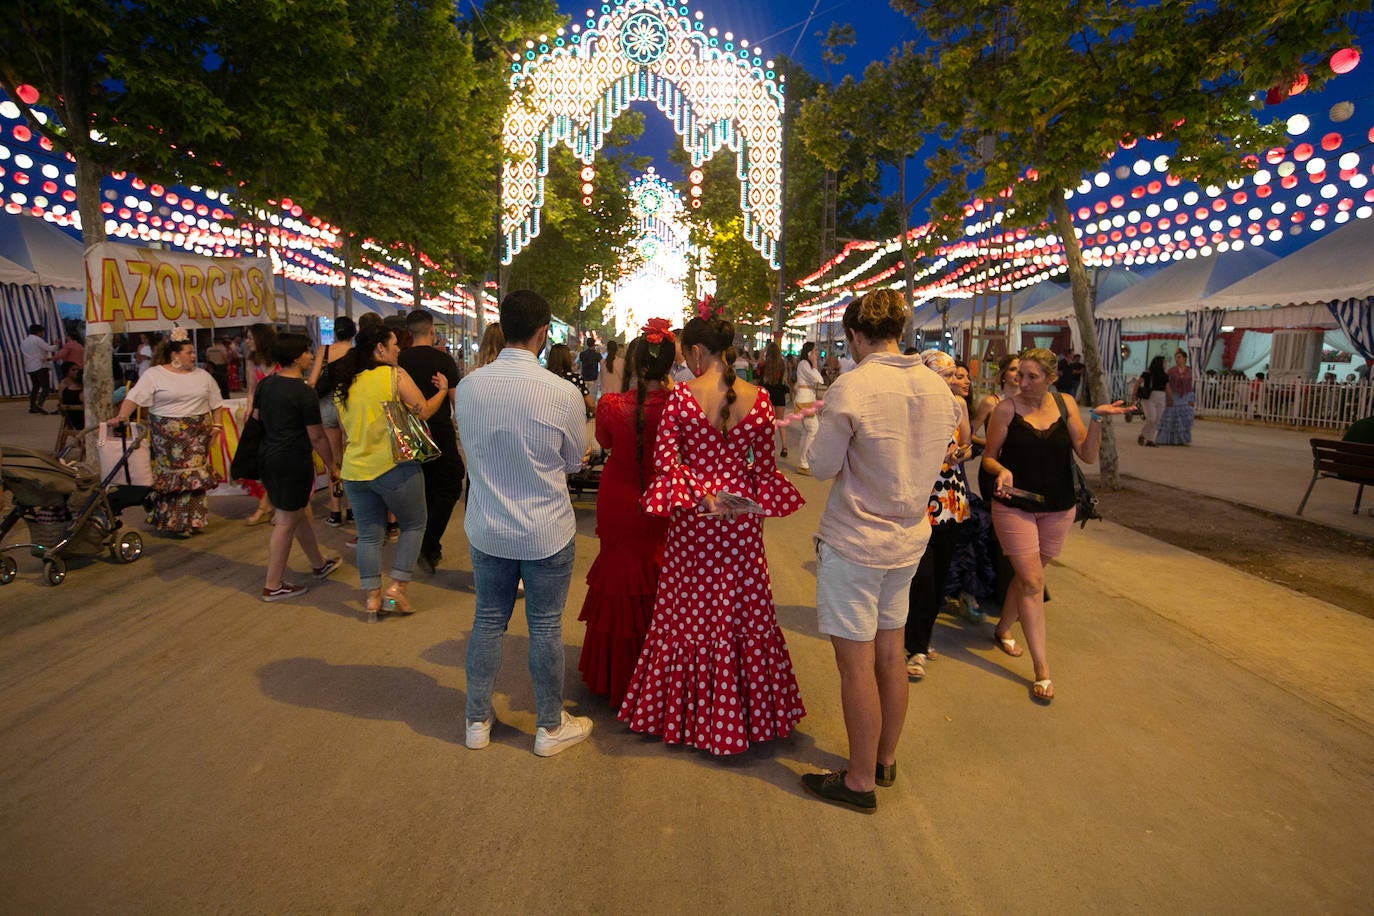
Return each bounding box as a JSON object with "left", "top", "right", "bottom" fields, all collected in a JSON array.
[
  {"left": 641, "top": 317, "right": 674, "bottom": 358},
  {"left": 696, "top": 295, "right": 722, "bottom": 321}
]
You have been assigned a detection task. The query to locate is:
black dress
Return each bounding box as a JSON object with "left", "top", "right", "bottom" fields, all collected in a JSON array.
[{"left": 255, "top": 374, "right": 322, "bottom": 512}]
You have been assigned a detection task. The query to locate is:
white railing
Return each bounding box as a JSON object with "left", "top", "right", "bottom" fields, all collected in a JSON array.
[{"left": 1173, "top": 376, "right": 1371, "bottom": 430}]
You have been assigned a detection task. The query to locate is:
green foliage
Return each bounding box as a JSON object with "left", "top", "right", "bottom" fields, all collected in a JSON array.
[{"left": 506, "top": 112, "right": 648, "bottom": 322}]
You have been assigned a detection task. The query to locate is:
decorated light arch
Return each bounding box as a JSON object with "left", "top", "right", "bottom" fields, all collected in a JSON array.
[
  {"left": 582, "top": 167, "right": 713, "bottom": 335},
  {"left": 501, "top": 0, "right": 784, "bottom": 267}
]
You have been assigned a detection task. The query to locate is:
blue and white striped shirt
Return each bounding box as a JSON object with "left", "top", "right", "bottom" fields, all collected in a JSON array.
[{"left": 454, "top": 347, "right": 587, "bottom": 560}]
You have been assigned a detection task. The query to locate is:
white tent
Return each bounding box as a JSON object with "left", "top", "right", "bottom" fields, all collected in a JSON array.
[
  {"left": 1015, "top": 266, "right": 1148, "bottom": 323},
  {"left": 1199, "top": 215, "right": 1374, "bottom": 311},
  {"left": 1095, "top": 245, "right": 1278, "bottom": 319},
  {"left": 0, "top": 211, "right": 86, "bottom": 293}
]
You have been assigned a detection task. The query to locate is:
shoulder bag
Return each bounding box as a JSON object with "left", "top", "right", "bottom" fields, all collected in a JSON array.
[
  {"left": 1050, "top": 391, "right": 1100, "bottom": 528},
  {"left": 382, "top": 367, "right": 441, "bottom": 464},
  {"left": 230, "top": 387, "right": 265, "bottom": 480}
]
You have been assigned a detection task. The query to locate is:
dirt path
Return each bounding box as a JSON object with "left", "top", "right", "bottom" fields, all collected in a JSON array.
[{"left": 1100, "top": 476, "right": 1374, "bottom": 619}]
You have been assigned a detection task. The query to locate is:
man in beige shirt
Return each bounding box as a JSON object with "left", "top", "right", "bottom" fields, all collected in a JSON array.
[{"left": 802, "top": 289, "right": 956, "bottom": 814}]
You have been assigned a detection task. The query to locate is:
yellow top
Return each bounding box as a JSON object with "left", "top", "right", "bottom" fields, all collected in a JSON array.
[{"left": 339, "top": 366, "right": 398, "bottom": 482}]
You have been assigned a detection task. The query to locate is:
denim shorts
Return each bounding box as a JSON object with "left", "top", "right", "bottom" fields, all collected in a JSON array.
[{"left": 319, "top": 395, "right": 340, "bottom": 429}]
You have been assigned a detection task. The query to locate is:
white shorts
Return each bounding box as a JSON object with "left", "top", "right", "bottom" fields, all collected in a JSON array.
[{"left": 814, "top": 540, "right": 919, "bottom": 642}]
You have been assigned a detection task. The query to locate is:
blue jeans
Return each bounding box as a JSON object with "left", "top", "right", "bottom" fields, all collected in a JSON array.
[
  {"left": 343, "top": 461, "right": 426, "bottom": 590},
  {"left": 466, "top": 538, "right": 575, "bottom": 730}
]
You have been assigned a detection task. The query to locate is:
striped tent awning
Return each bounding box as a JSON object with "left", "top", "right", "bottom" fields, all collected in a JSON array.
[{"left": 1328, "top": 297, "right": 1373, "bottom": 360}]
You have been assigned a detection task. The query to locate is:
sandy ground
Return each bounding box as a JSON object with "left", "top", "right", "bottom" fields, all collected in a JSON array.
[{"left": 2, "top": 403, "right": 1373, "bottom": 912}]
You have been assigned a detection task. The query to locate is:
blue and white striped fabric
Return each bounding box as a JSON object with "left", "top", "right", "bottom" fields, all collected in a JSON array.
[
  {"left": 1328, "top": 297, "right": 1373, "bottom": 360},
  {"left": 1185, "top": 308, "right": 1225, "bottom": 376},
  {"left": 453, "top": 347, "right": 588, "bottom": 560},
  {"left": 1094, "top": 317, "right": 1123, "bottom": 402},
  {"left": 1, "top": 282, "right": 60, "bottom": 397}
]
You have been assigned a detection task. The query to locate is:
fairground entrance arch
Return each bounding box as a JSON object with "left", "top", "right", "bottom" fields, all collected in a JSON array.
[{"left": 500, "top": 0, "right": 784, "bottom": 269}]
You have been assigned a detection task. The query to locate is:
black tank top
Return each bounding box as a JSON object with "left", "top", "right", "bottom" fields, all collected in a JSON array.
[{"left": 998, "top": 407, "right": 1076, "bottom": 511}]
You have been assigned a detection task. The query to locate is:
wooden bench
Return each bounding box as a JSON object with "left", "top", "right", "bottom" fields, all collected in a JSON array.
[{"left": 1297, "top": 438, "right": 1374, "bottom": 516}]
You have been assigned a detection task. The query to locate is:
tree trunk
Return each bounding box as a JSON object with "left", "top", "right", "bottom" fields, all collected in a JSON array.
[
  {"left": 1049, "top": 195, "right": 1119, "bottom": 489},
  {"left": 410, "top": 242, "right": 423, "bottom": 312},
  {"left": 898, "top": 159, "right": 917, "bottom": 345},
  {"left": 341, "top": 231, "right": 354, "bottom": 319},
  {"left": 75, "top": 154, "right": 114, "bottom": 423}
]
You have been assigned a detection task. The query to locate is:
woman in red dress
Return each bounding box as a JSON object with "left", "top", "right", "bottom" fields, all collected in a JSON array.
[
  {"left": 618, "top": 316, "right": 806, "bottom": 755},
  {"left": 578, "top": 322, "right": 676, "bottom": 707}
]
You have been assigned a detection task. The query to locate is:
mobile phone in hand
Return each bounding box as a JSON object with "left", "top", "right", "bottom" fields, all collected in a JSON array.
[{"left": 1000, "top": 485, "right": 1045, "bottom": 504}]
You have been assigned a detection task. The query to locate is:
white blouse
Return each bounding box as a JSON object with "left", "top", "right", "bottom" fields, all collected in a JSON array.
[{"left": 125, "top": 365, "right": 223, "bottom": 418}]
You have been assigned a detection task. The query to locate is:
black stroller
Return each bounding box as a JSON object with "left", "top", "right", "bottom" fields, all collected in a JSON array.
[{"left": 0, "top": 433, "right": 150, "bottom": 586}]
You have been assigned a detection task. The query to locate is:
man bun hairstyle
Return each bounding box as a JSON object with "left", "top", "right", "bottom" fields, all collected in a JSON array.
[{"left": 843, "top": 288, "right": 907, "bottom": 342}]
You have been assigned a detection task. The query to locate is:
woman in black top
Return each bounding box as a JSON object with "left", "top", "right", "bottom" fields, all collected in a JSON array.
[
  {"left": 1137, "top": 355, "right": 1169, "bottom": 446},
  {"left": 309, "top": 315, "right": 356, "bottom": 526},
  {"left": 980, "top": 347, "right": 1133, "bottom": 702},
  {"left": 255, "top": 333, "right": 342, "bottom": 602},
  {"left": 759, "top": 342, "right": 789, "bottom": 457}
]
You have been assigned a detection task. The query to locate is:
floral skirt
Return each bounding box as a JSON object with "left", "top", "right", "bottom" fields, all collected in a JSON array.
[{"left": 149, "top": 413, "right": 221, "bottom": 532}]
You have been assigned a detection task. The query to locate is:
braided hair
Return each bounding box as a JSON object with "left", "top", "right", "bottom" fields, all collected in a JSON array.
[
  {"left": 682, "top": 316, "right": 737, "bottom": 436},
  {"left": 623, "top": 335, "right": 676, "bottom": 491}
]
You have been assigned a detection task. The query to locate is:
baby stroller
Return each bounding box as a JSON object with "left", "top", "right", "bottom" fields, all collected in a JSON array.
[{"left": 0, "top": 431, "right": 150, "bottom": 586}]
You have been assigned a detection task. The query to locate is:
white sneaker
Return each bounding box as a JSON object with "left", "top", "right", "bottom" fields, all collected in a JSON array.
[
  {"left": 465, "top": 716, "right": 492, "bottom": 750},
  {"left": 534, "top": 711, "right": 593, "bottom": 757}
]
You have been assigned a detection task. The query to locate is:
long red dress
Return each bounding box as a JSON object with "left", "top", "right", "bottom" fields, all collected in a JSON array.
[
  {"left": 577, "top": 388, "right": 670, "bottom": 707},
  {"left": 618, "top": 385, "right": 806, "bottom": 755}
]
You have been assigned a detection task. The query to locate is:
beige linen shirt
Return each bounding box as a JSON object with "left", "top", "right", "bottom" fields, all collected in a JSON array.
[{"left": 810, "top": 351, "right": 958, "bottom": 568}]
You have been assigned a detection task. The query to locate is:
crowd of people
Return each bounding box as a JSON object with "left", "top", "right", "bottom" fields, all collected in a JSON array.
[{"left": 19, "top": 292, "right": 1205, "bottom": 815}]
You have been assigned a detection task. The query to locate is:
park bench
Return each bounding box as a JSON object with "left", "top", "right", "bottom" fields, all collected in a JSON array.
[{"left": 1296, "top": 438, "right": 1374, "bottom": 516}]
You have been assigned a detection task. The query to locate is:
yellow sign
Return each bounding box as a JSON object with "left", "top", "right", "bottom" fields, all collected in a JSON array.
[{"left": 84, "top": 242, "right": 277, "bottom": 331}]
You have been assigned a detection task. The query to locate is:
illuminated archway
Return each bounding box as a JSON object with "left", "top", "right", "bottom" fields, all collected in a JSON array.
[{"left": 501, "top": 0, "right": 784, "bottom": 267}]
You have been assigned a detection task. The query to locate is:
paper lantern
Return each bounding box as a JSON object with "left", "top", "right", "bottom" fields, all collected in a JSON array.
[
  {"left": 1329, "top": 101, "right": 1355, "bottom": 123},
  {"left": 1330, "top": 48, "right": 1360, "bottom": 74}
]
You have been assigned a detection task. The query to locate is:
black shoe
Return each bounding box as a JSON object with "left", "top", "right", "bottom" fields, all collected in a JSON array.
[
  {"left": 29, "top": 408, "right": 52, "bottom": 415},
  {"left": 801, "top": 771, "right": 876, "bottom": 814},
  {"left": 876, "top": 761, "right": 896, "bottom": 788},
  {"left": 325, "top": 512, "right": 345, "bottom": 528},
  {"left": 416, "top": 553, "right": 436, "bottom": 576}
]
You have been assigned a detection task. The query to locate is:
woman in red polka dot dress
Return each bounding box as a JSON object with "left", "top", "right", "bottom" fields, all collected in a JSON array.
[{"left": 618, "top": 316, "right": 806, "bottom": 755}]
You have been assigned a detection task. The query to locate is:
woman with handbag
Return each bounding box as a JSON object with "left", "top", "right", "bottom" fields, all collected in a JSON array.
[
  {"left": 333, "top": 324, "right": 450, "bottom": 620},
  {"left": 253, "top": 333, "right": 342, "bottom": 602},
  {"left": 980, "top": 348, "right": 1134, "bottom": 703}
]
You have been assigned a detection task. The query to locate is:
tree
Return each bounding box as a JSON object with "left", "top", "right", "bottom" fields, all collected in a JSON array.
[
  {"left": 1, "top": 0, "right": 350, "bottom": 417},
  {"left": 678, "top": 56, "right": 882, "bottom": 333},
  {"left": 506, "top": 112, "right": 648, "bottom": 322},
  {"left": 895, "top": 0, "right": 1363, "bottom": 487},
  {"left": 796, "top": 44, "right": 934, "bottom": 333}
]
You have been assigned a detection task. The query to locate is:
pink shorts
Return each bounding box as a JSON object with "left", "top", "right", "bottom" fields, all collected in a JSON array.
[{"left": 990, "top": 503, "right": 1076, "bottom": 559}]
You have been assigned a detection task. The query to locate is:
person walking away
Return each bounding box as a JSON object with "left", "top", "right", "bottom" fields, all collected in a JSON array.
[
  {"left": 981, "top": 348, "right": 1134, "bottom": 702},
  {"left": 113, "top": 328, "right": 223, "bottom": 535},
  {"left": 333, "top": 324, "right": 450, "bottom": 619},
  {"left": 21, "top": 323, "right": 58, "bottom": 414},
  {"left": 253, "top": 333, "right": 341, "bottom": 601},
  {"left": 618, "top": 316, "right": 805, "bottom": 756},
  {"left": 308, "top": 316, "right": 356, "bottom": 528},
  {"left": 454, "top": 290, "right": 593, "bottom": 757},
  {"left": 1137, "top": 355, "right": 1169, "bottom": 446},
  {"left": 760, "top": 342, "right": 790, "bottom": 457},
  {"left": 398, "top": 309, "right": 463, "bottom": 575},
  {"left": 579, "top": 336, "right": 601, "bottom": 398},
  {"left": 242, "top": 323, "right": 280, "bottom": 524},
  {"left": 793, "top": 341, "right": 824, "bottom": 474},
  {"left": 801, "top": 290, "right": 956, "bottom": 813},
  {"left": 577, "top": 324, "right": 675, "bottom": 707},
  {"left": 203, "top": 337, "right": 230, "bottom": 399},
  {"left": 600, "top": 339, "right": 624, "bottom": 395}
]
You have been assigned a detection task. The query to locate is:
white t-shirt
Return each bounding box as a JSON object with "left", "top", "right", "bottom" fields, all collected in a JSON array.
[
  {"left": 21, "top": 334, "right": 57, "bottom": 373},
  {"left": 125, "top": 365, "right": 223, "bottom": 418}
]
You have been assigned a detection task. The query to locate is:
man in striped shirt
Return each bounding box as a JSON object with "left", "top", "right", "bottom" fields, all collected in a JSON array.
[{"left": 454, "top": 289, "right": 594, "bottom": 758}]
